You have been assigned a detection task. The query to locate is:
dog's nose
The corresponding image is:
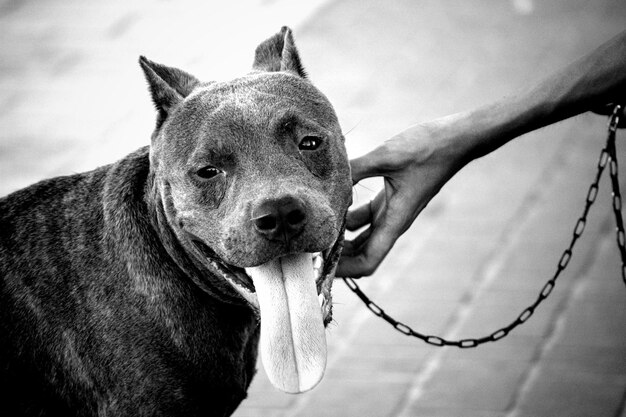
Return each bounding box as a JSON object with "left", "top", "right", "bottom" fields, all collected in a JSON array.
[{"left": 252, "top": 196, "right": 307, "bottom": 242}]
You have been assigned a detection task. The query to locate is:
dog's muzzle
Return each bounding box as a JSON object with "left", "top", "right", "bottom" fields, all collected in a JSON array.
[{"left": 190, "top": 213, "right": 344, "bottom": 394}]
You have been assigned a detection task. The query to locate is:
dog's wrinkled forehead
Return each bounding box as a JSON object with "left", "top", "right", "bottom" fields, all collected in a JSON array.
[
  {"left": 196, "top": 73, "right": 336, "bottom": 131},
  {"left": 158, "top": 72, "right": 339, "bottom": 163},
  {"left": 204, "top": 72, "right": 334, "bottom": 111}
]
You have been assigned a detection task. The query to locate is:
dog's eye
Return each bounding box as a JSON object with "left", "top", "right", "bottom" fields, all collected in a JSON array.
[
  {"left": 298, "top": 136, "right": 322, "bottom": 151},
  {"left": 196, "top": 166, "right": 222, "bottom": 180}
]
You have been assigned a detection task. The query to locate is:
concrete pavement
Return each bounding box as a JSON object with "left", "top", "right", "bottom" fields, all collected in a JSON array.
[{"left": 1, "top": 0, "right": 625, "bottom": 416}]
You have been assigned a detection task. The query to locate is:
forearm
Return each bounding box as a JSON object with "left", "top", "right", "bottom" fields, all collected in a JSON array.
[
  {"left": 452, "top": 30, "right": 626, "bottom": 163},
  {"left": 340, "top": 32, "right": 626, "bottom": 278}
]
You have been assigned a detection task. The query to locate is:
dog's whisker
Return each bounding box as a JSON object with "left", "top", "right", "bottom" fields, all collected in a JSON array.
[
  {"left": 342, "top": 119, "right": 362, "bottom": 137},
  {"left": 354, "top": 182, "right": 378, "bottom": 193}
]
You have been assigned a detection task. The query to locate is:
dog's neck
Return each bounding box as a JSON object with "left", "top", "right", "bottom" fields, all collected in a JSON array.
[{"left": 144, "top": 169, "right": 249, "bottom": 307}]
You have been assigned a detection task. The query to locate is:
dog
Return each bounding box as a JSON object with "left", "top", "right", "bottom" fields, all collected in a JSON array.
[{"left": 0, "top": 27, "right": 352, "bottom": 417}]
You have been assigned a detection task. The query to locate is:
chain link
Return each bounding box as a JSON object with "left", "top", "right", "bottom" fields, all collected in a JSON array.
[{"left": 343, "top": 104, "right": 626, "bottom": 348}]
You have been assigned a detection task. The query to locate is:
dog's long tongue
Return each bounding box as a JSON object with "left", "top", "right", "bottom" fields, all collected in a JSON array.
[{"left": 245, "top": 253, "right": 326, "bottom": 393}]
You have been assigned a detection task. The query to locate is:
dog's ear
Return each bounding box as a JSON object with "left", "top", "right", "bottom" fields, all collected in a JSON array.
[
  {"left": 253, "top": 26, "right": 307, "bottom": 78},
  {"left": 139, "top": 56, "right": 200, "bottom": 127}
]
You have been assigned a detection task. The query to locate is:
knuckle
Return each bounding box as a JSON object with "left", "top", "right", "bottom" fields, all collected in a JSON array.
[{"left": 360, "top": 257, "right": 380, "bottom": 276}]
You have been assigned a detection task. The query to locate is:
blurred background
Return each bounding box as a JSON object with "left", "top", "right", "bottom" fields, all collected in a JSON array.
[{"left": 1, "top": 0, "right": 625, "bottom": 416}]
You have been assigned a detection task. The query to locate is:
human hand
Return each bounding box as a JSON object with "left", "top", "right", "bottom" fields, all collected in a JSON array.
[
  {"left": 336, "top": 117, "right": 470, "bottom": 278},
  {"left": 337, "top": 29, "right": 626, "bottom": 278}
]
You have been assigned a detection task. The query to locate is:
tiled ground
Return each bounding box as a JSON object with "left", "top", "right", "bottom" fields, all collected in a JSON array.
[{"left": 1, "top": 0, "right": 625, "bottom": 416}]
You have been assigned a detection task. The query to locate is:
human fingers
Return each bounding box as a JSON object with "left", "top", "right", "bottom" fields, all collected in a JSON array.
[
  {"left": 345, "top": 201, "right": 374, "bottom": 232},
  {"left": 341, "top": 226, "right": 372, "bottom": 257},
  {"left": 349, "top": 145, "right": 397, "bottom": 184},
  {"left": 337, "top": 218, "right": 399, "bottom": 278},
  {"left": 349, "top": 155, "right": 375, "bottom": 185},
  {"left": 346, "top": 190, "right": 386, "bottom": 231}
]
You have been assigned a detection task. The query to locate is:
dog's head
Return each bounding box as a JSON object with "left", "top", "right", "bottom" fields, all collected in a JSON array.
[{"left": 140, "top": 27, "right": 352, "bottom": 393}]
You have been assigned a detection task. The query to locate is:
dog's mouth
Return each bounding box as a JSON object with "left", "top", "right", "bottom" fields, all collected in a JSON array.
[
  {"left": 192, "top": 241, "right": 339, "bottom": 394},
  {"left": 224, "top": 251, "right": 330, "bottom": 316}
]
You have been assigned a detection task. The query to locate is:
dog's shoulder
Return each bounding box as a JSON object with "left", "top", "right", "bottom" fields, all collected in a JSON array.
[
  {"left": 0, "top": 146, "right": 154, "bottom": 294},
  {"left": 0, "top": 146, "right": 151, "bottom": 252}
]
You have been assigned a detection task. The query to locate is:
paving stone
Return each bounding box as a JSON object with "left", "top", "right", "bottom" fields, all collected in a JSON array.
[
  {"left": 512, "top": 366, "right": 626, "bottom": 417},
  {"left": 323, "top": 343, "right": 432, "bottom": 380},
  {"left": 543, "top": 343, "right": 626, "bottom": 376},
  {"left": 236, "top": 385, "right": 295, "bottom": 410},
  {"left": 403, "top": 408, "right": 506, "bottom": 417},
  {"left": 232, "top": 408, "right": 286, "bottom": 417},
  {"left": 556, "top": 294, "right": 626, "bottom": 348},
  {"left": 455, "top": 289, "right": 563, "bottom": 339},
  {"left": 290, "top": 376, "right": 410, "bottom": 417},
  {"left": 407, "top": 358, "right": 528, "bottom": 412}
]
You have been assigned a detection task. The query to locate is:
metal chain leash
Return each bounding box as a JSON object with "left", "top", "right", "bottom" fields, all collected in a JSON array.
[
  {"left": 342, "top": 104, "right": 626, "bottom": 348},
  {"left": 606, "top": 104, "right": 626, "bottom": 285}
]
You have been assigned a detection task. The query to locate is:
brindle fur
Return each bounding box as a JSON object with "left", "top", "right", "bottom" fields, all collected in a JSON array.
[{"left": 0, "top": 27, "right": 352, "bottom": 417}]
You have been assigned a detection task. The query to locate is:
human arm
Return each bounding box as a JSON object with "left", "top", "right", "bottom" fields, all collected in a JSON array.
[{"left": 337, "top": 30, "right": 626, "bottom": 278}]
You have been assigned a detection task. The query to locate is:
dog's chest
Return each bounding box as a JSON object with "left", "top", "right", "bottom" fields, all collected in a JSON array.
[{"left": 94, "top": 299, "right": 260, "bottom": 416}]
